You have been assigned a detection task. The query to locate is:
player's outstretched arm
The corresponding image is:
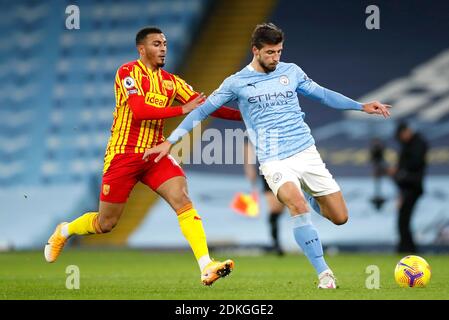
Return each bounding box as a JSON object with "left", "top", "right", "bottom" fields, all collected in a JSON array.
[
  {"left": 180, "top": 93, "right": 207, "bottom": 114},
  {"left": 142, "top": 98, "right": 221, "bottom": 162},
  {"left": 129, "top": 93, "right": 206, "bottom": 120},
  {"left": 186, "top": 93, "right": 241, "bottom": 121},
  {"left": 300, "top": 82, "right": 391, "bottom": 118}
]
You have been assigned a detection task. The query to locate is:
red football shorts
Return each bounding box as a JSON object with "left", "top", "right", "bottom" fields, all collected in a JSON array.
[{"left": 100, "top": 153, "right": 185, "bottom": 203}]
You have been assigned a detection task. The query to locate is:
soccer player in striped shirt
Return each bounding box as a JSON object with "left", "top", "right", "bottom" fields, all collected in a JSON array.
[
  {"left": 144, "top": 23, "right": 391, "bottom": 289},
  {"left": 45, "top": 27, "right": 240, "bottom": 286}
]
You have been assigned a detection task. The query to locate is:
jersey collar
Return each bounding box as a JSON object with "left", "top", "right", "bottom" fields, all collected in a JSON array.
[{"left": 137, "top": 59, "right": 159, "bottom": 76}]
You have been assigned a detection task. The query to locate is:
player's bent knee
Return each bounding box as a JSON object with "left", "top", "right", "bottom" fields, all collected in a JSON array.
[
  {"left": 277, "top": 183, "right": 308, "bottom": 214},
  {"left": 173, "top": 193, "right": 191, "bottom": 208},
  {"left": 168, "top": 193, "right": 192, "bottom": 213},
  {"left": 332, "top": 213, "right": 349, "bottom": 225}
]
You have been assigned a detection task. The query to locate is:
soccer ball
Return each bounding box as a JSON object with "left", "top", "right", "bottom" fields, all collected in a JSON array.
[{"left": 394, "top": 255, "right": 431, "bottom": 288}]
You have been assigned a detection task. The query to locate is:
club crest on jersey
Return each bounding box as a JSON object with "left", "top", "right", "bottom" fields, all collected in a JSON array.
[
  {"left": 103, "top": 184, "right": 110, "bottom": 196},
  {"left": 123, "top": 76, "right": 135, "bottom": 89},
  {"left": 163, "top": 80, "right": 174, "bottom": 90},
  {"left": 272, "top": 172, "right": 282, "bottom": 184},
  {"left": 279, "top": 75, "right": 289, "bottom": 86}
]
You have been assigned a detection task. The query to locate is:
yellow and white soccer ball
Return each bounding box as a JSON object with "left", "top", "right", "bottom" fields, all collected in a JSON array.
[{"left": 394, "top": 255, "right": 431, "bottom": 288}]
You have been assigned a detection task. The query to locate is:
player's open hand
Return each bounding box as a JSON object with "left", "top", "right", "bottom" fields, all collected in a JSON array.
[
  {"left": 182, "top": 93, "right": 206, "bottom": 114},
  {"left": 362, "top": 101, "right": 392, "bottom": 118},
  {"left": 143, "top": 141, "right": 172, "bottom": 163}
]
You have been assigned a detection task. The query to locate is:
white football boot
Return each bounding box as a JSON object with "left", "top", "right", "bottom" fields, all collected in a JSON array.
[{"left": 318, "top": 269, "right": 337, "bottom": 289}]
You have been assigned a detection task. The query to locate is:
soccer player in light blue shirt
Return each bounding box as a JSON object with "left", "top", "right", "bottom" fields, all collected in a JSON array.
[{"left": 144, "top": 23, "right": 391, "bottom": 288}]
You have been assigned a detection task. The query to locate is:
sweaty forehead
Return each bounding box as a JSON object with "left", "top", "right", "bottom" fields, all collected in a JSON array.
[{"left": 145, "top": 33, "right": 166, "bottom": 43}]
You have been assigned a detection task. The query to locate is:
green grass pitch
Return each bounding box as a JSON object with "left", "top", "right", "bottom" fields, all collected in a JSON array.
[{"left": 1, "top": 249, "right": 448, "bottom": 300}]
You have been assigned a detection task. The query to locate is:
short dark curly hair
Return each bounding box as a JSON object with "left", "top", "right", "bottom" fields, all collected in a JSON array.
[
  {"left": 136, "top": 27, "right": 163, "bottom": 46},
  {"left": 251, "top": 23, "right": 284, "bottom": 49}
]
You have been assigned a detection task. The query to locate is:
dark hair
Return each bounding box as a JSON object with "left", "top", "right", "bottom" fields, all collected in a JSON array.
[
  {"left": 395, "top": 121, "right": 409, "bottom": 140},
  {"left": 251, "top": 23, "right": 284, "bottom": 49},
  {"left": 136, "top": 27, "right": 163, "bottom": 45}
]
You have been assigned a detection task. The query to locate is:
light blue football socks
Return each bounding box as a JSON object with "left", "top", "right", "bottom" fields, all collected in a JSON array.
[
  {"left": 292, "top": 212, "right": 329, "bottom": 275},
  {"left": 304, "top": 191, "right": 322, "bottom": 216}
]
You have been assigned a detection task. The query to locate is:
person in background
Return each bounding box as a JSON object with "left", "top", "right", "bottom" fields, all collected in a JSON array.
[{"left": 390, "top": 122, "right": 428, "bottom": 253}]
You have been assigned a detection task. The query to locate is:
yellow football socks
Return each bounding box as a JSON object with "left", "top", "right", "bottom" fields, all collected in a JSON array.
[
  {"left": 67, "top": 212, "right": 103, "bottom": 236},
  {"left": 177, "top": 203, "right": 209, "bottom": 261}
]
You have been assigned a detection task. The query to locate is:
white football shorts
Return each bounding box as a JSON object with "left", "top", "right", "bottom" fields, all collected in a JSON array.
[{"left": 259, "top": 145, "right": 340, "bottom": 197}]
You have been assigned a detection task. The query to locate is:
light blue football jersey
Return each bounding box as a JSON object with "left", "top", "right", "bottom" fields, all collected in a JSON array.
[{"left": 168, "top": 62, "right": 362, "bottom": 163}]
